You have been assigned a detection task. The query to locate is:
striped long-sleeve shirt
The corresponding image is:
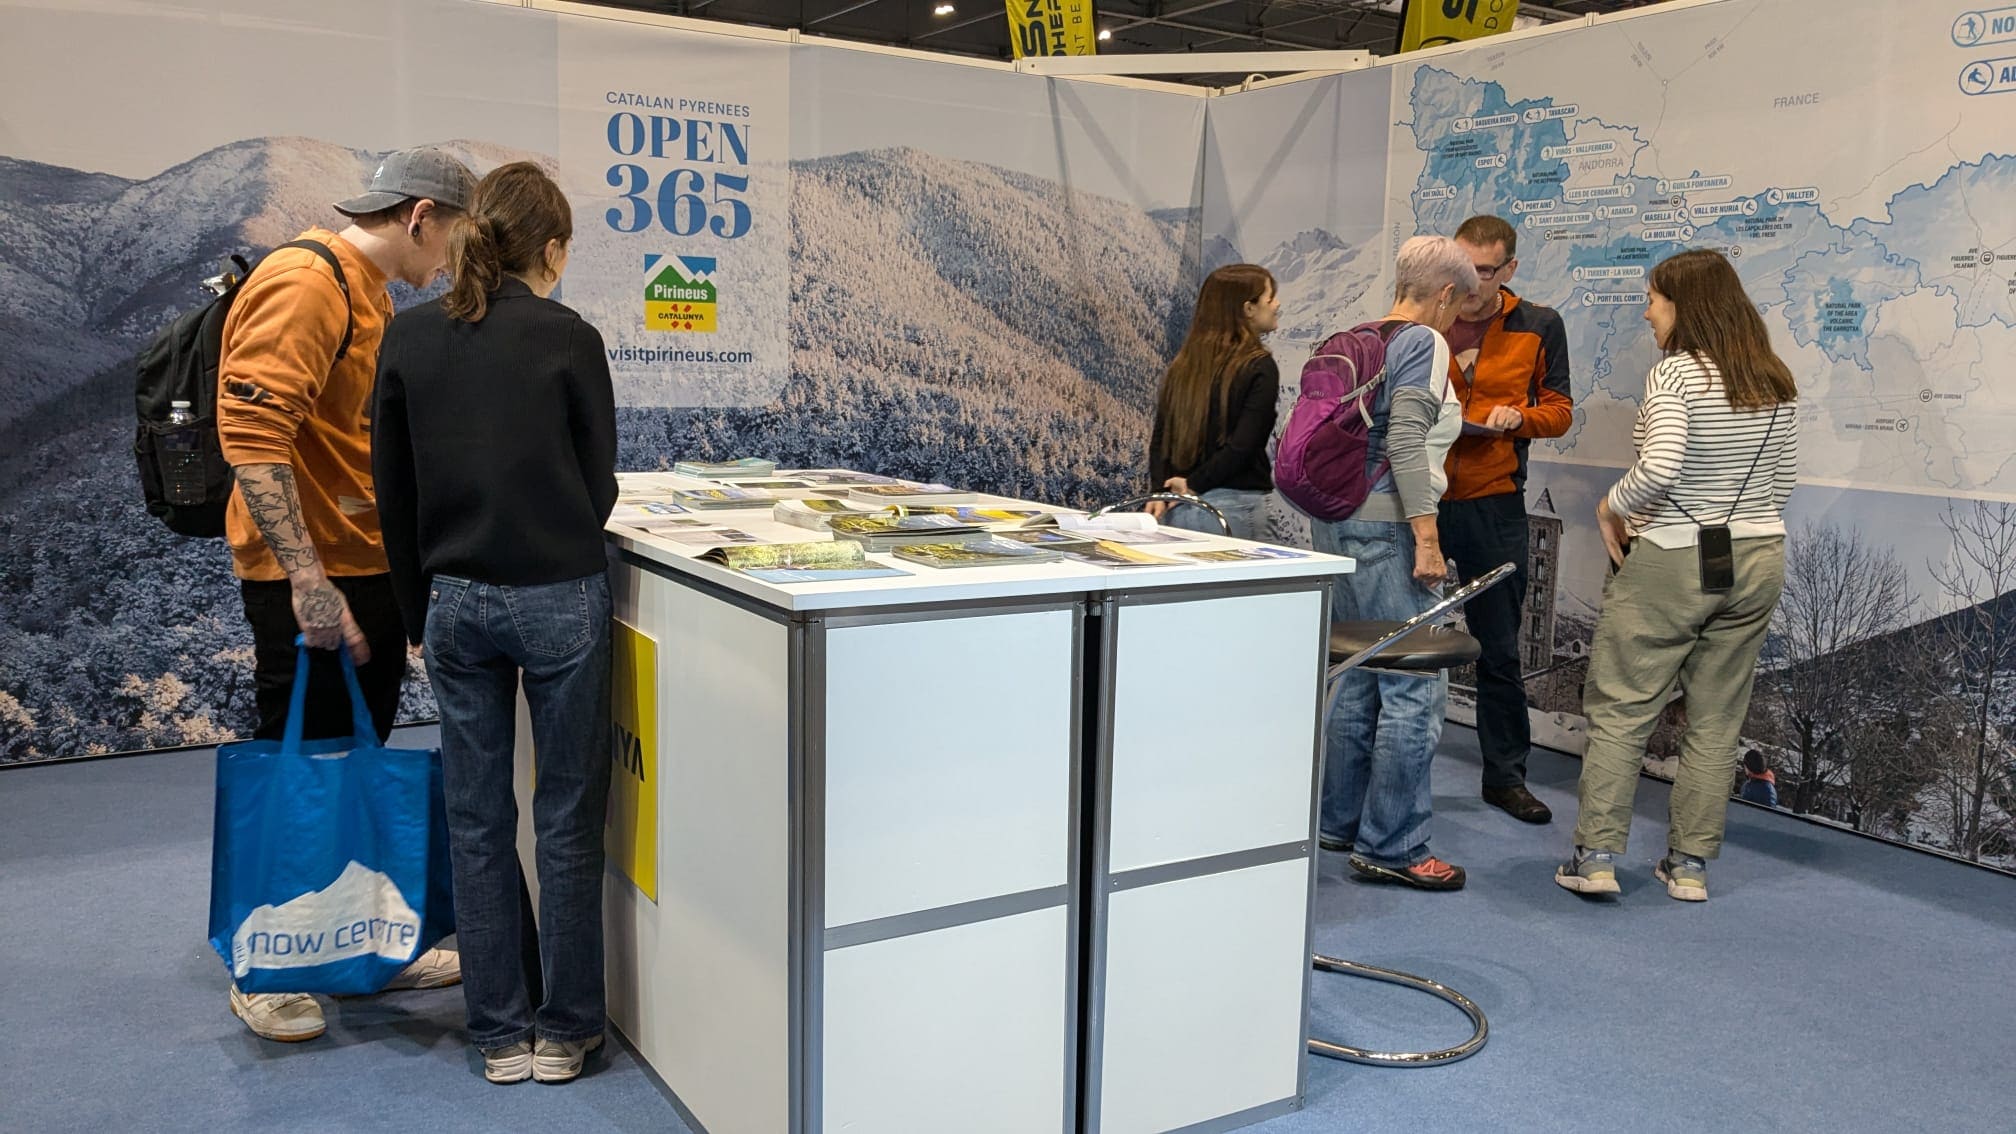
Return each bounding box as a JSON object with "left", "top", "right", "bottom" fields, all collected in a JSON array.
[{"left": 1605, "top": 352, "right": 1798, "bottom": 550}]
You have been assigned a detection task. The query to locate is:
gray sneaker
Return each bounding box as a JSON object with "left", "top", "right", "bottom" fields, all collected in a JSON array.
[
  {"left": 533, "top": 1033, "right": 605, "bottom": 1083},
  {"left": 1655, "top": 853, "right": 1708, "bottom": 902},
  {"left": 1554, "top": 847, "right": 1621, "bottom": 896},
  {"left": 484, "top": 1040, "right": 533, "bottom": 1084}
]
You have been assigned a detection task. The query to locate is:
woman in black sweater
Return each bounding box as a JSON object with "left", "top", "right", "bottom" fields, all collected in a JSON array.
[
  {"left": 1147, "top": 263, "right": 1281, "bottom": 539},
  {"left": 371, "top": 162, "right": 617, "bottom": 1087}
]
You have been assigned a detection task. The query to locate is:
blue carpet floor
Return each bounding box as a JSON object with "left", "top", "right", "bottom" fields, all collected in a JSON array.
[{"left": 2, "top": 726, "right": 2010, "bottom": 1133}]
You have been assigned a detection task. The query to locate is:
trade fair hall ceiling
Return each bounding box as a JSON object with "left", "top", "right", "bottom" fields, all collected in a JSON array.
[{"left": 578, "top": 0, "right": 1677, "bottom": 86}]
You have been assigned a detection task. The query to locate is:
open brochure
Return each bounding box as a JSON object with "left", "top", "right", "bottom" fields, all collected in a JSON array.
[
  {"left": 610, "top": 500, "right": 691, "bottom": 524},
  {"left": 889, "top": 505, "right": 1052, "bottom": 526},
  {"left": 673, "top": 457, "right": 776, "bottom": 479},
  {"left": 995, "top": 528, "right": 1092, "bottom": 548},
  {"left": 626, "top": 516, "right": 714, "bottom": 534},
  {"left": 779, "top": 469, "right": 902, "bottom": 487},
  {"left": 1057, "top": 512, "right": 1158, "bottom": 534},
  {"left": 846, "top": 483, "right": 977, "bottom": 505},
  {"left": 671, "top": 486, "right": 775, "bottom": 510},
  {"left": 772, "top": 497, "right": 879, "bottom": 531},
  {"left": 697, "top": 539, "right": 909, "bottom": 583},
  {"left": 654, "top": 526, "right": 760, "bottom": 546},
  {"left": 1088, "top": 527, "right": 1198, "bottom": 545},
  {"left": 892, "top": 537, "right": 1063, "bottom": 569},
  {"left": 1180, "top": 547, "right": 1310, "bottom": 563},
  {"left": 827, "top": 512, "right": 988, "bottom": 549},
  {"left": 1054, "top": 540, "right": 1182, "bottom": 568},
  {"left": 714, "top": 478, "right": 813, "bottom": 492}
]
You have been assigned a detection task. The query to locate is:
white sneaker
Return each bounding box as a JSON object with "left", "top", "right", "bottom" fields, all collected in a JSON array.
[
  {"left": 229, "top": 985, "right": 326, "bottom": 1042},
  {"left": 484, "top": 1040, "right": 534, "bottom": 1084},
  {"left": 532, "top": 1033, "right": 604, "bottom": 1083},
  {"left": 381, "top": 947, "right": 463, "bottom": 991}
]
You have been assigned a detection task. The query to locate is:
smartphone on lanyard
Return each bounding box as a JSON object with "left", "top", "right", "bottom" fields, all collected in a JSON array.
[{"left": 1698, "top": 525, "right": 1736, "bottom": 593}]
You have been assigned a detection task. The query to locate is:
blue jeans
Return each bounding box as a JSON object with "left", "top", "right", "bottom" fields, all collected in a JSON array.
[
  {"left": 1310, "top": 518, "right": 1447, "bottom": 869},
  {"left": 1164, "top": 487, "right": 1268, "bottom": 540},
  {"left": 424, "top": 571, "right": 613, "bottom": 1049}
]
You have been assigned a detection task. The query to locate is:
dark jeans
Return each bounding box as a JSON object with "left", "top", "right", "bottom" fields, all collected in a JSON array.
[
  {"left": 1437, "top": 493, "right": 1532, "bottom": 789},
  {"left": 241, "top": 573, "right": 408, "bottom": 743},
  {"left": 424, "top": 571, "right": 613, "bottom": 1049}
]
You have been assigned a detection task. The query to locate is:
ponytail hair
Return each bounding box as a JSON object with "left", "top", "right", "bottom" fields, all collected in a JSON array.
[{"left": 442, "top": 162, "right": 573, "bottom": 323}]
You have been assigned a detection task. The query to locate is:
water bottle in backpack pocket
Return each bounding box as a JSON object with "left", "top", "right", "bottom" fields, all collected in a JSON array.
[
  {"left": 133, "top": 241, "right": 352, "bottom": 538},
  {"left": 1273, "top": 320, "right": 1409, "bottom": 522}
]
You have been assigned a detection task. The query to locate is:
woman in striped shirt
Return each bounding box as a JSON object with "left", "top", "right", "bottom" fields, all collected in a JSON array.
[{"left": 1556, "top": 249, "right": 1797, "bottom": 903}]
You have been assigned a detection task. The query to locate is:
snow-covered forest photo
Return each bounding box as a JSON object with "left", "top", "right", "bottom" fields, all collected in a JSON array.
[{"left": 0, "top": 136, "right": 1195, "bottom": 763}]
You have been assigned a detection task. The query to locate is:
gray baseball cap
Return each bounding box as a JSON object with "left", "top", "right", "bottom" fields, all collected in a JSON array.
[{"left": 334, "top": 147, "right": 477, "bottom": 216}]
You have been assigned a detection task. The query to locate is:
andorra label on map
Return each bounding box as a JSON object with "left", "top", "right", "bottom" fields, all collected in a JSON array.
[{"left": 1387, "top": 0, "right": 2016, "bottom": 499}]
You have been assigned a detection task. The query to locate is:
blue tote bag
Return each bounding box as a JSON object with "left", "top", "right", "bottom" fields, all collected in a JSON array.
[{"left": 208, "top": 640, "right": 455, "bottom": 994}]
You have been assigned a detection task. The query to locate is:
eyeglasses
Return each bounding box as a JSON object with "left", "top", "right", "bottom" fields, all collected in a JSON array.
[{"left": 1474, "top": 256, "right": 1514, "bottom": 281}]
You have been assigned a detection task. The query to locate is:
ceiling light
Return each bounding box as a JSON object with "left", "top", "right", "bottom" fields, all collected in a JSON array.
[
  {"left": 933, "top": 3, "right": 955, "bottom": 14},
  {"left": 1097, "top": 28, "right": 1112, "bottom": 41}
]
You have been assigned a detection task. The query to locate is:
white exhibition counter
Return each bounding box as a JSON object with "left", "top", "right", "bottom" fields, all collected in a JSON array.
[{"left": 515, "top": 471, "right": 1351, "bottom": 1134}]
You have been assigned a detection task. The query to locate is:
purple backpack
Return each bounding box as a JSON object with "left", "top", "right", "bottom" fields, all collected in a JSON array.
[{"left": 1274, "top": 320, "right": 1406, "bottom": 522}]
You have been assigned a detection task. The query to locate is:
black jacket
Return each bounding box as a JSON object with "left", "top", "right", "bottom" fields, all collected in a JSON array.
[
  {"left": 372, "top": 278, "right": 618, "bottom": 644},
  {"left": 1148, "top": 354, "right": 1279, "bottom": 494}
]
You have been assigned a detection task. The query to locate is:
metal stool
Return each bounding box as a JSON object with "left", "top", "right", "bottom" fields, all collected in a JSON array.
[
  {"left": 1085, "top": 491, "right": 1226, "bottom": 532},
  {"left": 1087, "top": 492, "right": 1504, "bottom": 1068},
  {"left": 1310, "top": 561, "right": 1514, "bottom": 1067}
]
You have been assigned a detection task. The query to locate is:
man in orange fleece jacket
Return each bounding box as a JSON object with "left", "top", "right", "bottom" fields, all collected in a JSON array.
[
  {"left": 1440, "top": 215, "right": 1575, "bottom": 825},
  {"left": 215, "top": 147, "right": 476, "bottom": 1042}
]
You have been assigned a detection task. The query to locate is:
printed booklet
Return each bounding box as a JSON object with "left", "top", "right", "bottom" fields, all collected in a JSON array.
[
  {"left": 1054, "top": 540, "right": 1182, "bottom": 568},
  {"left": 672, "top": 457, "right": 777, "bottom": 479},
  {"left": 779, "top": 469, "right": 902, "bottom": 487},
  {"left": 772, "top": 498, "right": 880, "bottom": 531},
  {"left": 827, "top": 512, "right": 988, "bottom": 550},
  {"left": 846, "top": 483, "right": 977, "bottom": 505},
  {"left": 892, "top": 537, "right": 1063, "bottom": 569},
  {"left": 671, "top": 486, "right": 776, "bottom": 510},
  {"left": 698, "top": 540, "right": 909, "bottom": 583},
  {"left": 889, "top": 505, "right": 1052, "bottom": 526},
  {"left": 1180, "top": 547, "right": 1310, "bottom": 563}
]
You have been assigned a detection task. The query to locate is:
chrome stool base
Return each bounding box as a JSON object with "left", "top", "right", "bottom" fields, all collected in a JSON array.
[{"left": 1307, "top": 954, "right": 1489, "bottom": 1066}]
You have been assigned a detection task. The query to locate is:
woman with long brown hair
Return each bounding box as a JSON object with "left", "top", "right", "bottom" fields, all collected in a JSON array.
[
  {"left": 372, "top": 162, "right": 618, "bottom": 1082},
  {"left": 1557, "top": 248, "right": 1798, "bottom": 903},
  {"left": 1147, "top": 263, "right": 1281, "bottom": 539}
]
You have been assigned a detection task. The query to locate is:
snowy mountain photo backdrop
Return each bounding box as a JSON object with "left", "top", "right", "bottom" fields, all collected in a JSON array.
[{"left": 0, "top": 137, "right": 1194, "bottom": 763}]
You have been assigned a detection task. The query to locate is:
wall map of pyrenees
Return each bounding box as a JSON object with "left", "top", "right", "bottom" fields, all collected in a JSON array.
[
  {"left": 0, "top": 138, "right": 1188, "bottom": 765},
  {"left": 1374, "top": 0, "right": 2016, "bottom": 869},
  {"left": 1393, "top": 2, "right": 2016, "bottom": 497}
]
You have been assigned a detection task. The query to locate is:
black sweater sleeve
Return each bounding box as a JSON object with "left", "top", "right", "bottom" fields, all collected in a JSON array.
[
  {"left": 369, "top": 334, "right": 427, "bottom": 646},
  {"left": 568, "top": 320, "right": 619, "bottom": 525},
  {"left": 1184, "top": 355, "right": 1280, "bottom": 494}
]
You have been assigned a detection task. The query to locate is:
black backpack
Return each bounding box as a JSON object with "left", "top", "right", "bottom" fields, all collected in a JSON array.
[{"left": 133, "top": 240, "right": 353, "bottom": 537}]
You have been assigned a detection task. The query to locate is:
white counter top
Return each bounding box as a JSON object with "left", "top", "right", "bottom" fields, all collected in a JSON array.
[{"left": 606, "top": 472, "right": 1352, "bottom": 613}]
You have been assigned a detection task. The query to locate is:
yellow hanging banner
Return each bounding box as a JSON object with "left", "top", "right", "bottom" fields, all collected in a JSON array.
[
  {"left": 607, "top": 620, "right": 658, "bottom": 902},
  {"left": 1397, "top": 0, "right": 1521, "bottom": 53},
  {"left": 1007, "top": 0, "right": 1099, "bottom": 59}
]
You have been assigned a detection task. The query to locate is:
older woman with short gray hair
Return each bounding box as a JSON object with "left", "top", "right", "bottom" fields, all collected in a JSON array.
[{"left": 1308, "top": 234, "right": 1478, "bottom": 891}]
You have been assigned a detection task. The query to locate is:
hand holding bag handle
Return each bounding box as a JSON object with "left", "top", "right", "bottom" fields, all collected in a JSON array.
[{"left": 283, "top": 633, "right": 379, "bottom": 756}]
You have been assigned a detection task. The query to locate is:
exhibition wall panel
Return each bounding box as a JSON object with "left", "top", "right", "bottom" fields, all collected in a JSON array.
[
  {"left": 0, "top": 0, "right": 1203, "bottom": 764},
  {"left": 1202, "top": 0, "right": 2016, "bottom": 870}
]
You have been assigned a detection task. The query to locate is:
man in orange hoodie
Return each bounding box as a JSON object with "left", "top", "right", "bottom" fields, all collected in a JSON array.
[
  {"left": 216, "top": 147, "right": 476, "bottom": 1041},
  {"left": 1440, "top": 215, "right": 1575, "bottom": 824}
]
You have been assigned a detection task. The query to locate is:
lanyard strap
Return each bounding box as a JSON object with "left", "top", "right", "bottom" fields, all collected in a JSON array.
[{"left": 1668, "top": 402, "right": 1783, "bottom": 529}]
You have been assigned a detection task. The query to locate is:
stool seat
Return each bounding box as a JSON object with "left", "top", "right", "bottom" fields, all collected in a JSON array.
[{"left": 1329, "top": 620, "right": 1481, "bottom": 672}]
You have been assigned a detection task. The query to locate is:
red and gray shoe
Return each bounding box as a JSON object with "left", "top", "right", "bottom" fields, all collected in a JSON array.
[{"left": 1347, "top": 854, "right": 1467, "bottom": 891}]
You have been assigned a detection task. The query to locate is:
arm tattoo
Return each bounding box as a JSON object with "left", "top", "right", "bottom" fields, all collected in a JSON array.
[
  {"left": 233, "top": 463, "right": 323, "bottom": 576},
  {"left": 295, "top": 577, "right": 346, "bottom": 630}
]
